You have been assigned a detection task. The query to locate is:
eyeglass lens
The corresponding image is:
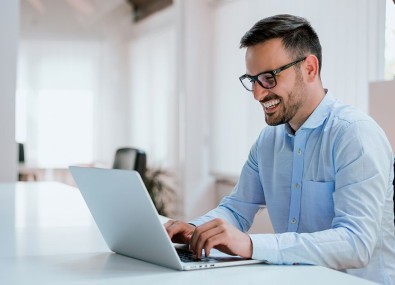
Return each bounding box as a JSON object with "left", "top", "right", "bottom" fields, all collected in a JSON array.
[
  {"left": 257, "top": 73, "right": 276, "bottom": 89},
  {"left": 242, "top": 73, "right": 276, "bottom": 91}
]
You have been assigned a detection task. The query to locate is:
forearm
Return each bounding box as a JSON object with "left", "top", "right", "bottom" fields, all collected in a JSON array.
[{"left": 250, "top": 227, "right": 371, "bottom": 269}]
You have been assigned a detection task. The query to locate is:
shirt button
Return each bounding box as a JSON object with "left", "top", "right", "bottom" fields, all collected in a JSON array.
[
  {"left": 297, "top": 149, "right": 302, "bottom": 155},
  {"left": 291, "top": 218, "right": 297, "bottom": 224},
  {"left": 294, "top": 183, "right": 300, "bottom": 189}
]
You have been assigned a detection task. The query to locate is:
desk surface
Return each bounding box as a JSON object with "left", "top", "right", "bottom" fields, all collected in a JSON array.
[{"left": 0, "top": 182, "right": 377, "bottom": 285}]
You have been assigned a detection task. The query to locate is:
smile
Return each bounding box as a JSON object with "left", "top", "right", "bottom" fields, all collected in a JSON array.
[{"left": 263, "top": 99, "right": 280, "bottom": 109}]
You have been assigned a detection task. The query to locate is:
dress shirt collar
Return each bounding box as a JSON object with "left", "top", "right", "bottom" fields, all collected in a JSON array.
[{"left": 285, "top": 89, "right": 334, "bottom": 136}]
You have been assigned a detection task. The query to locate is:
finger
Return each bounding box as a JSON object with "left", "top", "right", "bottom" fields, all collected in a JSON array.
[
  {"left": 164, "top": 220, "right": 176, "bottom": 231},
  {"left": 183, "top": 231, "right": 193, "bottom": 243},
  {"left": 166, "top": 221, "right": 195, "bottom": 244},
  {"left": 192, "top": 225, "right": 224, "bottom": 259},
  {"left": 164, "top": 220, "right": 176, "bottom": 227},
  {"left": 189, "top": 219, "right": 221, "bottom": 249},
  {"left": 165, "top": 220, "right": 185, "bottom": 241},
  {"left": 203, "top": 233, "right": 227, "bottom": 257},
  {"left": 164, "top": 220, "right": 177, "bottom": 238},
  {"left": 201, "top": 228, "right": 225, "bottom": 258}
]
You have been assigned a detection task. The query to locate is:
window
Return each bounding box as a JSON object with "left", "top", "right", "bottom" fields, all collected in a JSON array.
[
  {"left": 36, "top": 90, "right": 94, "bottom": 167},
  {"left": 385, "top": 0, "right": 395, "bottom": 80},
  {"left": 16, "top": 40, "right": 100, "bottom": 168}
]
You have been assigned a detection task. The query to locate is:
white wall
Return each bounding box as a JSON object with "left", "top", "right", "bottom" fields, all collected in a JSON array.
[
  {"left": 94, "top": 40, "right": 131, "bottom": 166},
  {"left": 125, "top": 2, "right": 218, "bottom": 219},
  {"left": 176, "top": 0, "right": 217, "bottom": 220},
  {"left": 0, "top": 0, "right": 19, "bottom": 182}
]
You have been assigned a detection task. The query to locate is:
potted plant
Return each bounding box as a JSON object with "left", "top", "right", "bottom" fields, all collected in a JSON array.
[{"left": 143, "top": 167, "right": 177, "bottom": 217}]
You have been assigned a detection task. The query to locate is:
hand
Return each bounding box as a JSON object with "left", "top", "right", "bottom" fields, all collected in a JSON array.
[
  {"left": 165, "top": 220, "right": 196, "bottom": 244},
  {"left": 189, "top": 218, "right": 252, "bottom": 259}
]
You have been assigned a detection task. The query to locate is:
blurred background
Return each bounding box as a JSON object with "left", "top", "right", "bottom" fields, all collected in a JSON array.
[{"left": 1, "top": 0, "right": 395, "bottom": 225}]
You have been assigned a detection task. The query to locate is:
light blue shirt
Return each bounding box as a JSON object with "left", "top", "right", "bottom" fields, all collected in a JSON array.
[{"left": 191, "top": 93, "right": 395, "bottom": 285}]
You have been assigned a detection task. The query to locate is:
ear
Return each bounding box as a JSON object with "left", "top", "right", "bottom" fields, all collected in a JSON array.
[{"left": 303, "top": 55, "right": 319, "bottom": 83}]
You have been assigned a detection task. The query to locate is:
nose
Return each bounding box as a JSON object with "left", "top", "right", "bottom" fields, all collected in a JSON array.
[{"left": 252, "top": 82, "right": 270, "bottom": 102}]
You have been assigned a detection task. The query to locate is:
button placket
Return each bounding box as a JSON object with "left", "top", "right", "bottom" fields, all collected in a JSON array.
[{"left": 287, "top": 132, "right": 305, "bottom": 232}]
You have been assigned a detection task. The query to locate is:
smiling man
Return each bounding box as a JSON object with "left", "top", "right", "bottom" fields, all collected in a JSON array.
[{"left": 166, "top": 14, "right": 395, "bottom": 284}]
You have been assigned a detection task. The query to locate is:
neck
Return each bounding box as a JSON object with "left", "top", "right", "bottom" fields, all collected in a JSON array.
[{"left": 289, "top": 87, "right": 326, "bottom": 132}]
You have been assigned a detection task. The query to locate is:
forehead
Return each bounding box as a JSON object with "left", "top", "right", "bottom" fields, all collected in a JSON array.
[{"left": 245, "top": 38, "right": 290, "bottom": 75}]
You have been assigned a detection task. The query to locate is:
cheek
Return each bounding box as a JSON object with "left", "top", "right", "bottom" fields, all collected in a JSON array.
[
  {"left": 273, "top": 77, "right": 294, "bottom": 96},
  {"left": 270, "top": 87, "right": 291, "bottom": 104}
]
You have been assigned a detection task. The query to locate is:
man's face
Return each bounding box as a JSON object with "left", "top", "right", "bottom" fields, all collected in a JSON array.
[{"left": 245, "top": 39, "right": 308, "bottom": 128}]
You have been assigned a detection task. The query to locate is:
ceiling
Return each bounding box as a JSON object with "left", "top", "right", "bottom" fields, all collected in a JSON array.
[
  {"left": 20, "top": 0, "right": 173, "bottom": 38},
  {"left": 23, "top": 0, "right": 127, "bottom": 21},
  {"left": 127, "top": 0, "right": 173, "bottom": 22},
  {"left": 21, "top": 0, "right": 129, "bottom": 37}
]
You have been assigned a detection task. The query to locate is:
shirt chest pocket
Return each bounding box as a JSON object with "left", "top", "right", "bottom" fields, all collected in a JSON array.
[{"left": 300, "top": 181, "right": 335, "bottom": 231}]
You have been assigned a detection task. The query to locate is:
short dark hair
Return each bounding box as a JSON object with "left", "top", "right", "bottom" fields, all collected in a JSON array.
[{"left": 240, "top": 14, "right": 322, "bottom": 76}]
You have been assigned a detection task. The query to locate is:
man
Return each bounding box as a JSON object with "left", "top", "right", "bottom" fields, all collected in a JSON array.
[{"left": 165, "top": 14, "right": 395, "bottom": 284}]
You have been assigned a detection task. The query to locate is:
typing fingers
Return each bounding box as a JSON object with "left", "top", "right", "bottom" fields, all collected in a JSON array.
[
  {"left": 165, "top": 220, "right": 195, "bottom": 244},
  {"left": 189, "top": 218, "right": 253, "bottom": 259},
  {"left": 190, "top": 219, "right": 227, "bottom": 259},
  {"left": 164, "top": 220, "right": 178, "bottom": 239}
]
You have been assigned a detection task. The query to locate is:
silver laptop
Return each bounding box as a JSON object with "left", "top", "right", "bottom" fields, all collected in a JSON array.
[{"left": 69, "top": 166, "right": 266, "bottom": 270}]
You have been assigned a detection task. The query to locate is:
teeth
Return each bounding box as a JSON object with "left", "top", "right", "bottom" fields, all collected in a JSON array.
[{"left": 263, "top": 99, "right": 280, "bottom": 108}]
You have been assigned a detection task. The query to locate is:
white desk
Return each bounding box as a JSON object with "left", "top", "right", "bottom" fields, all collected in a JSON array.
[{"left": 0, "top": 182, "right": 377, "bottom": 285}]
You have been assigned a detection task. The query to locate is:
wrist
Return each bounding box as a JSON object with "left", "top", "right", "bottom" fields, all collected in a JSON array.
[{"left": 246, "top": 234, "right": 253, "bottom": 259}]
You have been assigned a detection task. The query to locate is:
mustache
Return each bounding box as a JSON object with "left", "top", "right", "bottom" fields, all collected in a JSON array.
[{"left": 260, "top": 94, "right": 281, "bottom": 103}]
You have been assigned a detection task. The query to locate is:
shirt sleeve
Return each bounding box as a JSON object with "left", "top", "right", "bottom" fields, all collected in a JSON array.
[
  {"left": 190, "top": 135, "right": 266, "bottom": 232},
  {"left": 250, "top": 120, "right": 393, "bottom": 270}
]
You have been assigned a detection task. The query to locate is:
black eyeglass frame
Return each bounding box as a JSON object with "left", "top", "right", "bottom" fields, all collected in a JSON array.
[{"left": 239, "top": 57, "right": 307, "bottom": 91}]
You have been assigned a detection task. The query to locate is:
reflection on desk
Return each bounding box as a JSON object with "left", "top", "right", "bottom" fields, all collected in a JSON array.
[{"left": 0, "top": 182, "right": 377, "bottom": 285}]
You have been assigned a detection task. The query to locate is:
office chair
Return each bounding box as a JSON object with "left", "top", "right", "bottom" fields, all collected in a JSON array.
[
  {"left": 18, "top": 143, "right": 25, "bottom": 163},
  {"left": 112, "top": 147, "right": 147, "bottom": 180},
  {"left": 18, "top": 143, "right": 25, "bottom": 181},
  {"left": 17, "top": 143, "right": 38, "bottom": 181}
]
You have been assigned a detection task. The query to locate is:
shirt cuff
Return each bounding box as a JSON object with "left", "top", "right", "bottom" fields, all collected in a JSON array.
[{"left": 250, "top": 234, "right": 282, "bottom": 264}]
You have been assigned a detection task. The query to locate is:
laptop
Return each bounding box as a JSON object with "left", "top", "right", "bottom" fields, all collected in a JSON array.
[{"left": 69, "top": 166, "right": 266, "bottom": 270}]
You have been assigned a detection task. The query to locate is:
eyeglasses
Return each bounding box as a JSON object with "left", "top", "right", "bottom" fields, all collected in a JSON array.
[{"left": 239, "top": 57, "right": 306, "bottom": 91}]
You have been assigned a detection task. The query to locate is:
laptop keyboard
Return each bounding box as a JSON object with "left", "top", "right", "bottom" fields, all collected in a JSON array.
[{"left": 176, "top": 248, "right": 213, "bottom": 263}]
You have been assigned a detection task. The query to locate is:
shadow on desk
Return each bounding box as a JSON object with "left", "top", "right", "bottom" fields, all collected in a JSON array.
[{"left": 53, "top": 252, "right": 172, "bottom": 277}]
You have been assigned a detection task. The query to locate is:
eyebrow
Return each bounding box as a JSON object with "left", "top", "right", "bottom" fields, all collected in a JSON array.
[{"left": 246, "top": 69, "right": 274, "bottom": 77}]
